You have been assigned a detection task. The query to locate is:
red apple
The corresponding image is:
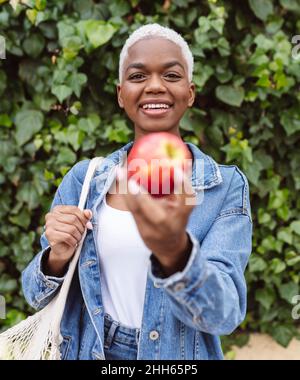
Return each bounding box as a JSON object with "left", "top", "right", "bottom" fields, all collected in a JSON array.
[{"left": 127, "top": 132, "right": 192, "bottom": 197}]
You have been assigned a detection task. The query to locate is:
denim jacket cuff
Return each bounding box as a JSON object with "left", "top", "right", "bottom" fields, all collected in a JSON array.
[
  {"left": 148, "top": 230, "right": 206, "bottom": 291},
  {"left": 36, "top": 246, "right": 66, "bottom": 290}
]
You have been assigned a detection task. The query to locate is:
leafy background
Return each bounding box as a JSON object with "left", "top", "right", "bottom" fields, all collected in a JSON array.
[{"left": 0, "top": 0, "right": 300, "bottom": 353}]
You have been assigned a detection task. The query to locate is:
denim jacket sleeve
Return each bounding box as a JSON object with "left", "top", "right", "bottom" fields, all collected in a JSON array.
[
  {"left": 149, "top": 167, "right": 253, "bottom": 336},
  {"left": 21, "top": 161, "right": 87, "bottom": 311}
]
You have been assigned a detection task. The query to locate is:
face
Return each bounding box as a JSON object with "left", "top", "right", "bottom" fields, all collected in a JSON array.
[{"left": 117, "top": 38, "right": 195, "bottom": 140}]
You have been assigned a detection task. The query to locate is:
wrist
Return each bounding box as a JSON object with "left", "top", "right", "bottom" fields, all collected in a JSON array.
[
  {"left": 42, "top": 249, "right": 70, "bottom": 277},
  {"left": 158, "top": 233, "right": 192, "bottom": 277}
]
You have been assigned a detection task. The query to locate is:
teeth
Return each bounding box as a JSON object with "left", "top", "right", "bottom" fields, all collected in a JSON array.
[{"left": 142, "top": 103, "right": 170, "bottom": 109}]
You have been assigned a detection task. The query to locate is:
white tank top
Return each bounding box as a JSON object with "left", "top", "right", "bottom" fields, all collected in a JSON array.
[{"left": 97, "top": 194, "right": 151, "bottom": 329}]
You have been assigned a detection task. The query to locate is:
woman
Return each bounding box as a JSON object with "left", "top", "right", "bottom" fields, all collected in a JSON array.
[{"left": 22, "top": 24, "right": 252, "bottom": 360}]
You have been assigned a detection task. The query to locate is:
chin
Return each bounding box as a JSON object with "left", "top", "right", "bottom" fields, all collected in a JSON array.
[{"left": 139, "top": 122, "right": 177, "bottom": 133}]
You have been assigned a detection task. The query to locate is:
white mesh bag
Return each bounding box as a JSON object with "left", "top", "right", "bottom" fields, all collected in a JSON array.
[{"left": 0, "top": 157, "right": 103, "bottom": 360}]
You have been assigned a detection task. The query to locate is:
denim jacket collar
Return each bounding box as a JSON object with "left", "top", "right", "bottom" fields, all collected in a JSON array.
[{"left": 93, "top": 141, "right": 223, "bottom": 191}]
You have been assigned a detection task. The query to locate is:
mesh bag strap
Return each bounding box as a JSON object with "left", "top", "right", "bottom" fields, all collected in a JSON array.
[{"left": 51, "top": 157, "right": 103, "bottom": 329}]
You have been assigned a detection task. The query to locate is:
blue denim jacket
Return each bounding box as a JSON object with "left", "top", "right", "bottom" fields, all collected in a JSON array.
[{"left": 22, "top": 141, "right": 252, "bottom": 360}]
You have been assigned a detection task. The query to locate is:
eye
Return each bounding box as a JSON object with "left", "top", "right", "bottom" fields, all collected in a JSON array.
[
  {"left": 164, "top": 73, "right": 182, "bottom": 80},
  {"left": 128, "top": 73, "right": 146, "bottom": 80}
]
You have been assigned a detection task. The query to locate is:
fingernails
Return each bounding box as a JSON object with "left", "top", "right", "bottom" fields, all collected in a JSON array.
[
  {"left": 84, "top": 209, "right": 93, "bottom": 219},
  {"left": 128, "top": 179, "right": 141, "bottom": 195},
  {"left": 86, "top": 221, "right": 93, "bottom": 230}
]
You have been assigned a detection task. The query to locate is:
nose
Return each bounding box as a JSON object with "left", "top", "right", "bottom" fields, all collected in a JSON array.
[{"left": 144, "top": 74, "right": 167, "bottom": 94}]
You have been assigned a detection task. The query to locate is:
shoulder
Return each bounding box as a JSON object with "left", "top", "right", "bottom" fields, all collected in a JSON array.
[
  {"left": 218, "top": 163, "right": 249, "bottom": 191},
  {"left": 216, "top": 163, "right": 251, "bottom": 221},
  {"left": 69, "top": 159, "right": 91, "bottom": 185},
  {"left": 56, "top": 159, "right": 91, "bottom": 204}
]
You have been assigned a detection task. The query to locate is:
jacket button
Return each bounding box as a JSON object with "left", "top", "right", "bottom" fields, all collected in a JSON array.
[
  {"left": 149, "top": 330, "right": 159, "bottom": 341},
  {"left": 173, "top": 282, "right": 185, "bottom": 292},
  {"left": 153, "top": 282, "right": 160, "bottom": 288}
]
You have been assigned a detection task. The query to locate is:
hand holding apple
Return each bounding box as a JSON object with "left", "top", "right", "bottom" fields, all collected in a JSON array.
[
  {"left": 127, "top": 132, "right": 192, "bottom": 197},
  {"left": 117, "top": 133, "right": 196, "bottom": 276}
]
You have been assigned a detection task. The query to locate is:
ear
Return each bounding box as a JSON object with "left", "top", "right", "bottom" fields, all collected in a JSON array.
[
  {"left": 117, "top": 84, "right": 124, "bottom": 108},
  {"left": 188, "top": 82, "right": 196, "bottom": 107}
]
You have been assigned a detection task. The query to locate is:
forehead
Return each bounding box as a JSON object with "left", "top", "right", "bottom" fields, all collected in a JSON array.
[{"left": 125, "top": 37, "right": 186, "bottom": 68}]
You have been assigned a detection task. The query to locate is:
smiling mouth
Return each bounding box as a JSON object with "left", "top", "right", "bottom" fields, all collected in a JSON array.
[{"left": 139, "top": 103, "right": 173, "bottom": 117}]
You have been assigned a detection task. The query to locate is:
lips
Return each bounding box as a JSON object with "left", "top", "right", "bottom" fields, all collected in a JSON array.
[
  {"left": 139, "top": 101, "right": 173, "bottom": 117},
  {"left": 140, "top": 106, "right": 173, "bottom": 117},
  {"left": 139, "top": 100, "right": 173, "bottom": 108}
]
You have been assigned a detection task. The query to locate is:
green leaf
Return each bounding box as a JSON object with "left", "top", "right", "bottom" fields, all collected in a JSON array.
[
  {"left": 9, "top": 208, "right": 31, "bottom": 229},
  {"left": 217, "top": 37, "right": 230, "bottom": 57},
  {"left": 276, "top": 204, "right": 291, "bottom": 222},
  {"left": 35, "top": 0, "right": 47, "bottom": 11},
  {"left": 16, "top": 182, "right": 40, "bottom": 210},
  {"left": 57, "top": 21, "right": 76, "bottom": 44},
  {"left": 0, "top": 274, "right": 18, "bottom": 293},
  {"left": 56, "top": 147, "right": 76, "bottom": 165},
  {"left": 108, "top": 0, "right": 130, "bottom": 17},
  {"left": 0, "top": 114, "right": 12, "bottom": 127},
  {"left": 197, "top": 16, "right": 210, "bottom": 33},
  {"left": 66, "top": 124, "right": 84, "bottom": 151},
  {"left": 255, "top": 288, "right": 275, "bottom": 310},
  {"left": 277, "top": 228, "right": 293, "bottom": 244},
  {"left": 179, "top": 108, "right": 206, "bottom": 133},
  {"left": 248, "top": 0, "right": 274, "bottom": 21},
  {"left": 268, "top": 189, "right": 289, "bottom": 210},
  {"left": 272, "top": 325, "right": 294, "bottom": 347},
  {"left": 105, "top": 119, "right": 132, "bottom": 143},
  {"left": 280, "top": 0, "right": 300, "bottom": 12},
  {"left": 280, "top": 108, "right": 300, "bottom": 136},
  {"left": 254, "top": 34, "right": 274, "bottom": 51},
  {"left": 258, "top": 208, "right": 271, "bottom": 224},
  {"left": 249, "top": 256, "right": 267, "bottom": 272},
  {"left": 78, "top": 20, "right": 117, "bottom": 49},
  {"left": 193, "top": 65, "right": 214, "bottom": 89},
  {"left": 62, "top": 36, "right": 83, "bottom": 60},
  {"left": 51, "top": 85, "right": 73, "bottom": 103},
  {"left": 3, "top": 309, "right": 27, "bottom": 328},
  {"left": 210, "top": 18, "right": 225, "bottom": 34},
  {"left": 15, "top": 110, "right": 44, "bottom": 147},
  {"left": 290, "top": 221, "right": 300, "bottom": 235},
  {"left": 26, "top": 9, "right": 37, "bottom": 24},
  {"left": 216, "top": 85, "right": 245, "bottom": 107},
  {"left": 67, "top": 72, "right": 87, "bottom": 97},
  {"left": 279, "top": 282, "right": 299, "bottom": 303},
  {"left": 270, "top": 258, "right": 286, "bottom": 274},
  {"left": 23, "top": 34, "right": 45, "bottom": 58}
]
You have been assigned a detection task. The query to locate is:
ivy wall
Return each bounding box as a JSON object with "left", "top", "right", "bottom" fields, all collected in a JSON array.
[{"left": 0, "top": 0, "right": 300, "bottom": 348}]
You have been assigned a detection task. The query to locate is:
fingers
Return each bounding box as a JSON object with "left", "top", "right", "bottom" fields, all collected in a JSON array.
[
  {"left": 51, "top": 221, "right": 83, "bottom": 243},
  {"left": 54, "top": 214, "right": 85, "bottom": 235},
  {"left": 48, "top": 230, "right": 79, "bottom": 249},
  {"left": 45, "top": 205, "right": 93, "bottom": 256},
  {"left": 129, "top": 179, "right": 167, "bottom": 223},
  {"left": 51, "top": 205, "right": 93, "bottom": 230},
  {"left": 118, "top": 168, "right": 166, "bottom": 224}
]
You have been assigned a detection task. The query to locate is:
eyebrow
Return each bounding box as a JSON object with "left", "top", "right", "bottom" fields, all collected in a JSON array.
[{"left": 125, "top": 60, "right": 185, "bottom": 73}]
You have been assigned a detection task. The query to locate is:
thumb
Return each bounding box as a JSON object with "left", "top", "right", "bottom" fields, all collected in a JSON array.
[{"left": 83, "top": 209, "right": 93, "bottom": 219}]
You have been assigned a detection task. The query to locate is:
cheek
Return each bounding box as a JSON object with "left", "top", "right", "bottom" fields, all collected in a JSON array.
[
  {"left": 122, "top": 86, "right": 141, "bottom": 107},
  {"left": 172, "top": 84, "right": 191, "bottom": 104},
  {"left": 175, "top": 92, "right": 191, "bottom": 108}
]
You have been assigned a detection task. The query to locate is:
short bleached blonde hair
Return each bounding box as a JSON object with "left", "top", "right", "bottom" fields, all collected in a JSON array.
[{"left": 118, "top": 23, "right": 194, "bottom": 83}]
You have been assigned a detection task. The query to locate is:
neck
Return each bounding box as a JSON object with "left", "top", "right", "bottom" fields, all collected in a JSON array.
[{"left": 133, "top": 127, "right": 182, "bottom": 143}]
